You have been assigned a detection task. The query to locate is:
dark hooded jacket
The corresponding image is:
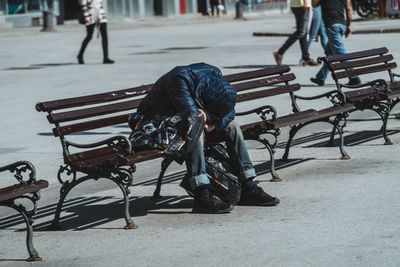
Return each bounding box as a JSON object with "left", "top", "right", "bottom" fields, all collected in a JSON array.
[{"left": 137, "top": 63, "right": 237, "bottom": 133}]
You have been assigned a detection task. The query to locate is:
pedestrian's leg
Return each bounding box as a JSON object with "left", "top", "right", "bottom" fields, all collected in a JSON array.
[
  {"left": 100, "top": 23, "right": 114, "bottom": 64},
  {"left": 77, "top": 24, "right": 95, "bottom": 64},
  {"left": 185, "top": 132, "right": 209, "bottom": 190},
  {"left": 277, "top": 8, "right": 303, "bottom": 56},
  {"left": 298, "top": 8, "right": 311, "bottom": 61},
  {"left": 308, "top": 7, "right": 321, "bottom": 48},
  {"left": 222, "top": 121, "right": 256, "bottom": 182}
]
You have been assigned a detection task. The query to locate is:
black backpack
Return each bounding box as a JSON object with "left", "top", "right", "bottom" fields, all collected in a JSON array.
[{"left": 205, "top": 144, "right": 241, "bottom": 205}]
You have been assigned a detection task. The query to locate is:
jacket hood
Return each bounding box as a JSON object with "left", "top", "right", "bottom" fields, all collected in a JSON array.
[{"left": 197, "top": 76, "right": 236, "bottom": 120}]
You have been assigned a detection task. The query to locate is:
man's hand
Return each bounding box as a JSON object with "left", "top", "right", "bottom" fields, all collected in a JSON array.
[
  {"left": 204, "top": 124, "right": 216, "bottom": 133},
  {"left": 345, "top": 25, "right": 352, "bottom": 38}
]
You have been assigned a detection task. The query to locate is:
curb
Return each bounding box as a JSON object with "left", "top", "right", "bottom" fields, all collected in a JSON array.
[{"left": 253, "top": 28, "right": 400, "bottom": 37}]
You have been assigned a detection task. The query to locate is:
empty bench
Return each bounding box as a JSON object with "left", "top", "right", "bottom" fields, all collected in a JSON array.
[
  {"left": 36, "top": 65, "right": 352, "bottom": 228},
  {"left": 0, "top": 161, "right": 48, "bottom": 261},
  {"left": 319, "top": 47, "right": 400, "bottom": 145}
]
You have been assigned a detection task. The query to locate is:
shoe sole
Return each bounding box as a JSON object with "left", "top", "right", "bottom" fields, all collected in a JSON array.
[
  {"left": 192, "top": 204, "right": 234, "bottom": 214},
  {"left": 238, "top": 198, "right": 280, "bottom": 206}
]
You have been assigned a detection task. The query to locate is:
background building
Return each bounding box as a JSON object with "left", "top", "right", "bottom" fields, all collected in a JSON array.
[{"left": 0, "top": 0, "right": 288, "bottom": 28}]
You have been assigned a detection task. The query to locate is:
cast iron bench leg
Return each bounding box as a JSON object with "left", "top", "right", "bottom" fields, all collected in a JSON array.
[
  {"left": 6, "top": 202, "right": 42, "bottom": 261},
  {"left": 256, "top": 138, "right": 281, "bottom": 182},
  {"left": 282, "top": 125, "right": 300, "bottom": 161},
  {"left": 153, "top": 157, "right": 174, "bottom": 199}
]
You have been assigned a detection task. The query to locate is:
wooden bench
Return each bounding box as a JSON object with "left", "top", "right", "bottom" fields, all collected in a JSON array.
[
  {"left": 318, "top": 47, "right": 400, "bottom": 145},
  {"left": 36, "top": 65, "right": 352, "bottom": 228},
  {"left": 0, "top": 161, "right": 48, "bottom": 261}
]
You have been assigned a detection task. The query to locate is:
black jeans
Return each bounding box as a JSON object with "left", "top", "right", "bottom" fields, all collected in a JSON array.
[
  {"left": 278, "top": 7, "right": 310, "bottom": 60},
  {"left": 78, "top": 23, "right": 109, "bottom": 60}
]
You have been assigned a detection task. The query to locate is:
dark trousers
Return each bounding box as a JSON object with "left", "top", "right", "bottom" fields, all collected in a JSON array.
[
  {"left": 209, "top": 0, "right": 220, "bottom": 16},
  {"left": 78, "top": 22, "right": 109, "bottom": 60},
  {"left": 278, "top": 7, "right": 310, "bottom": 60}
]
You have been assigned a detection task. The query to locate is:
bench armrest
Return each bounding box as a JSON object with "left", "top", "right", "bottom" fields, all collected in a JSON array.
[
  {"left": 0, "top": 161, "right": 36, "bottom": 184},
  {"left": 340, "top": 79, "right": 390, "bottom": 93},
  {"left": 292, "top": 90, "right": 346, "bottom": 112},
  {"left": 65, "top": 135, "right": 133, "bottom": 154},
  {"left": 236, "top": 105, "right": 277, "bottom": 122}
]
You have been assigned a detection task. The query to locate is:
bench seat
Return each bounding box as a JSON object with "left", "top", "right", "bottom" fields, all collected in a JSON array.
[
  {"left": 319, "top": 47, "right": 400, "bottom": 145},
  {"left": 0, "top": 180, "right": 48, "bottom": 202},
  {"left": 67, "top": 147, "right": 163, "bottom": 175},
  {"left": 0, "top": 161, "right": 47, "bottom": 261}
]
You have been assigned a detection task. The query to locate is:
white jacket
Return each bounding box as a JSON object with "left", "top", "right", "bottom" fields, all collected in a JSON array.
[{"left": 79, "top": 0, "right": 107, "bottom": 25}]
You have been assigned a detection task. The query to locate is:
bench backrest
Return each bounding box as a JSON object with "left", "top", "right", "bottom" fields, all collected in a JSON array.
[
  {"left": 319, "top": 47, "right": 397, "bottom": 86},
  {"left": 36, "top": 65, "right": 299, "bottom": 150}
]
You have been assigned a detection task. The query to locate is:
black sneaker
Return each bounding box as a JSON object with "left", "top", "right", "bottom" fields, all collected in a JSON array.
[
  {"left": 103, "top": 58, "right": 115, "bottom": 64},
  {"left": 310, "top": 77, "right": 325, "bottom": 86},
  {"left": 192, "top": 186, "right": 234, "bottom": 214},
  {"left": 346, "top": 77, "right": 361, "bottom": 86},
  {"left": 239, "top": 180, "right": 280, "bottom": 206}
]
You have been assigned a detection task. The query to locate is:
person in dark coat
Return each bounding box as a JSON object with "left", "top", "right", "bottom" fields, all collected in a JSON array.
[{"left": 134, "top": 63, "right": 280, "bottom": 213}]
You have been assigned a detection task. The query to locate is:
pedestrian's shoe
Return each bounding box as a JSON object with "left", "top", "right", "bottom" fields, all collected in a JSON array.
[
  {"left": 103, "top": 58, "right": 115, "bottom": 64},
  {"left": 192, "top": 186, "right": 234, "bottom": 214},
  {"left": 346, "top": 77, "right": 361, "bottom": 86},
  {"left": 77, "top": 55, "right": 84, "bottom": 64},
  {"left": 273, "top": 51, "right": 283, "bottom": 65},
  {"left": 239, "top": 180, "right": 280, "bottom": 206},
  {"left": 310, "top": 77, "right": 325, "bottom": 86},
  {"left": 301, "top": 58, "right": 320, "bottom": 66}
]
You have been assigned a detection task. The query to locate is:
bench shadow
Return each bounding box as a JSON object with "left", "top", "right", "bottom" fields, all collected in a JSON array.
[
  {"left": 0, "top": 156, "right": 311, "bottom": 231},
  {"left": 309, "top": 129, "right": 400, "bottom": 147},
  {"left": 0, "top": 194, "right": 193, "bottom": 231},
  {"left": 4, "top": 62, "right": 75, "bottom": 71},
  {"left": 0, "top": 259, "right": 27, "bottom": 262}
]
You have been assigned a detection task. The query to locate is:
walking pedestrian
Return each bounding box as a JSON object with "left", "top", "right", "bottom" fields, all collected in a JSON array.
[
  {"left": 273, "top": 0, "right": 319, "bottom": 66},
  {"left": 209, "top": 0, "right": 221, "bottom": 17},
  {"left": 77, "top": 0, "right": 114, "bottom": 64},
  {"left": 310, "top": 0, "right": 360, "bottom": 86}
]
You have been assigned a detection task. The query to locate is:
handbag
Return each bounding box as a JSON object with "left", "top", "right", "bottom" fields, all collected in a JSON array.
[{"left": 78, "top": 10, "right": 86, "bottom": 25}]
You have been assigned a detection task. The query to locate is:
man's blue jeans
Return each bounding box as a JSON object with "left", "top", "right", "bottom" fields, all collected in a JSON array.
[
  {"left": 307, "top": 6, "right": 328, "bottom": 51},
  {"left": 186, "top": 120, "right": 256, "bottom": 190},
  {"left": 316, "top": 23, "right": 347, "bottom": 81}
]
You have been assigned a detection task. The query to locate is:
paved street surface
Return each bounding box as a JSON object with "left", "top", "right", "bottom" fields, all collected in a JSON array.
[{"left": 1, "top": 12, "right": 400, "bottom": 267}]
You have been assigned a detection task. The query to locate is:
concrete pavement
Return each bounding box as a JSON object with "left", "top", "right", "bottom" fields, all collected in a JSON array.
[{"left": 1, "top": 13, "right": 400, "bottom": 266}]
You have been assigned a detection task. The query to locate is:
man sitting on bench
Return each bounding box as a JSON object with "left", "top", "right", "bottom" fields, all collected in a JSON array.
[{"left": 130, "top": 63, "right": 280, "bottom": 214}]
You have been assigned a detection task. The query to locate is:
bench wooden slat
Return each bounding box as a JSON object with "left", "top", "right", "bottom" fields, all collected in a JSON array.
[
  {"left": 324, "top": 47, "right": 388, "bottom": 63},
  {"left": 223, "top": 65, "right": 290, "bottom": 83},
  {"left": 344, "top": 88, "right": 380, "bottom": 102},
  {"left": 233, "top": 73, "right": 296, "bottom": 91},
  {"left": 264, "top": 104, "right": 353, "bottom": 129},
  {"left": 334, "top": 62, "right": 397, "bottom": 79},
  {"left": 37, "top": 66, "right": 290, "bottom": 113},
  {"left": 388, "top": 81, "right": 400, "bottom": 98},
  {"left": 67, "top": 147, "right": 163, "bottom": 173},
  {"left": 0, "top": 180, "right": 49, "bottom": 202},
  {"left": 236, "top": 84, "right": 300, "bottom": 102},
  {"left": 48, "top": 98, "right": 142, "bottom": 124},
  {"left": 36, "top": 84, "right": 153, "bottom": 113},
  {"left": 330, "top": 55, "right": 394, "bottom": 70},
  {"left": 54, "top": 114, "right": 131, "bottom": 137}
]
